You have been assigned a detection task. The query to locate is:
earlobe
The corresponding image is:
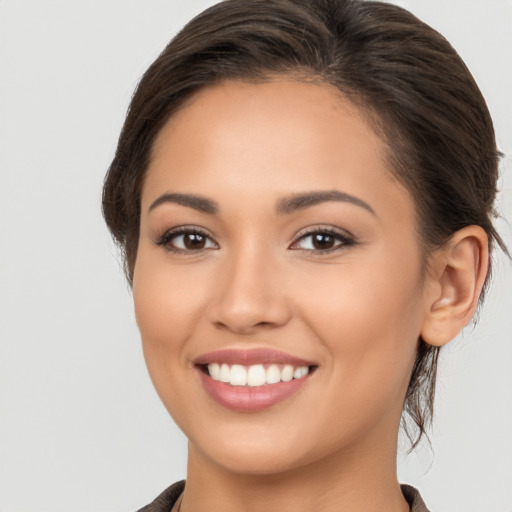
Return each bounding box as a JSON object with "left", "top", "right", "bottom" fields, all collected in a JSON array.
[{"left": 421, "top": 226, "right": 489, "bottom": 347}]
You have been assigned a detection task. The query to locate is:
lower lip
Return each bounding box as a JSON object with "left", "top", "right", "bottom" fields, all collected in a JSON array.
[{"left": 198, "top": 369, "right": 311, "bottom": 412}]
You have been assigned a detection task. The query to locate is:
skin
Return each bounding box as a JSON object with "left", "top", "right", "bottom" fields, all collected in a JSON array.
[{"left": 133, "top": 79, "right": 488, "bottom": 512}]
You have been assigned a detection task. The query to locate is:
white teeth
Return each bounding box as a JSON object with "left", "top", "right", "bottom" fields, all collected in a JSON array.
[
  {"left": 207, "top": 363, "right": 311, "bottom": 386},
  {"left": 247, "top": 364, "right": 266, "bottom": 387},
  {"left": 295, "top": 366, "right": 308, "bottom": 378},
  {"left": 229, "top": 364, "right": 247, "bottom": 386},
  {"left": 219, "top": 363, "right": 230, "bottom": 383},
  {"left": 266, "top": 364, "right": 281, "bottom": 384},
  {"left": 281, "top": 365, "right": 294, "bottom": 382},
  {"left": 209, "top": 363, "right": 220, "bottom": 380}
]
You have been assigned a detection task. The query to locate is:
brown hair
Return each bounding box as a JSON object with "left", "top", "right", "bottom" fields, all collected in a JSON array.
[{"left": 102, "top": 0, "right": 507, "bottom": 446}]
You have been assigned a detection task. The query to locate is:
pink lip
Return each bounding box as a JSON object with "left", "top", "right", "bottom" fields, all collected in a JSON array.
[
  {"left": 194, "top": 348, "right": 315, "bottom": 367},
  {"left": 194, "top": 349, "right": 316, "bottom": 412}
]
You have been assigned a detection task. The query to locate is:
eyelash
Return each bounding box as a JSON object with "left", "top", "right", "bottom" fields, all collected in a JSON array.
[
  {"left": 155, "top": 226, "right": 356, "bottom": 255},
  {"left": 290, "top": 227, "right": 356, "bottom": 254},
  {"left": 156, "top": 226, "right": 218, "bottom": 254}
]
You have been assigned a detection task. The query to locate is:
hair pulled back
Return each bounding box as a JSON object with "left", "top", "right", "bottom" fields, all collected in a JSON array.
[{"left": 102, "top": 0, "right": 506, "bottom": 446}]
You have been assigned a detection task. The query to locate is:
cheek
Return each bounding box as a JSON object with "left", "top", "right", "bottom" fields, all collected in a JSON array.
[
  {"left": 132, "top": 255, "right": 215, "bottom": 430},
  {"left": 294, "top": 249, "right": 425, "bottom": 396},
  {"left": 292, "top": 273, "right": 422, "bottom": 445},
  {"left": 300, "top": 247, "right": 423, "bottom": 328},
  {"left": 132, "top": 251, "right": 209, "bottom": 382},
  {"left": 134, "top": 244, "right": 211, "bottom": 331}
]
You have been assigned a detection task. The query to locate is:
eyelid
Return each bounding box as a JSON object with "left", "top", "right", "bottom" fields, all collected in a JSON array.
[
  {"left": 154, "top": 224, "right": 355, "bottom": 255},
  {"left": 289, "top": 225, "right": 356, "bottom": 253},
  {"left": 155, "top": 225, "right": 219, "bottom": 253}
]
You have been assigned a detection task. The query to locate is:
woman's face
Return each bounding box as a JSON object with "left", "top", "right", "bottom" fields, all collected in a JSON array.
[{"left": 134, "top": 79, "right": 430, "bottom": 475}]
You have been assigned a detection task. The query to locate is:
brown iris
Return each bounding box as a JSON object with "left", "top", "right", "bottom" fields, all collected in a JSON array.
[
  {"left": 311, "top": 233, "right": 336, "bottom": 250},
  {"left": 183, "top": 233, "right": 207, "bottom": 250}
]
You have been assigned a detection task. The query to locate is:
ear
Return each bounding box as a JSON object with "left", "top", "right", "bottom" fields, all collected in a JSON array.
[{"left": 421, "top": 226, "right": 489, "bottom": 347}]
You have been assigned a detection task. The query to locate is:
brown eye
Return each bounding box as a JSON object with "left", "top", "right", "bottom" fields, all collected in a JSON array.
[
  {"left": 157, "top": 229, "right": 218, "bottom": 252},
  {"left": 291, "top": 229, "right": 354, "bottom": 253},
  {"left": 311, "top": 233, "right": 336, "bottom": 250},
  {"left": 183, "top": 233, "right": 207, "bottom": 250}
]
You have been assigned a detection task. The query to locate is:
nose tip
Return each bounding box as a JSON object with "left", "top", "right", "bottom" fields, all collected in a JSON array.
[
  {"left": 211, "top": 307, "right": 281, "bottom": 335},
  {"left": 207, "top": 258, "right": 291, "bottom": 334}
]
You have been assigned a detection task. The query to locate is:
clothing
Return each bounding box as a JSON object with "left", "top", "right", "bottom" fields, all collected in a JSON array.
[
  {"left": 137, "top": 481, "right": 184, "bottom": 512},
  {"left": 402, "top": 484, "right": 431, "bottom": 512},
  {"left": 137, "top": 480, "right": 431, "bottom": 512}
]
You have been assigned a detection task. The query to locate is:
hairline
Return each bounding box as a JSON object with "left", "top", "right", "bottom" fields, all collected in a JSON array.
[{"left": 135, "top": 71, "right": 432, "bottom": 278}]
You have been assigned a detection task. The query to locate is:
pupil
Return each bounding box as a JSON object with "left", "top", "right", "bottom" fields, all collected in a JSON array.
[
  {"left": 313, "top": 233, "right": 334, "bottom": 250},
  {"left": 184, "top": 233, "right": 205, "bottom": 249}
]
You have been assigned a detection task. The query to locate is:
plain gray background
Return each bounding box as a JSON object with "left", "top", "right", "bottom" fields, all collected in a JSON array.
[{"left": 0, "top": 1, "right": 511, "bottom": 511}]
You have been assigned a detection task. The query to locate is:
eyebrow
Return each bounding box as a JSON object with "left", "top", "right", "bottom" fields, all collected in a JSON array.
[
  {"left": 148, "top": 193, "right": 219, "bottom": 214},
  {"left": 276, "top": 190, "right": 375, "bottom": 216},
  {"left": 148, "top": 190, "right": 375, "bottom": 216}
]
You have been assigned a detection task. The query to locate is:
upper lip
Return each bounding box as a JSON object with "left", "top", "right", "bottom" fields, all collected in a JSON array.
[{"left": 193, "top": 348, "right": 316, "bottom": 367}]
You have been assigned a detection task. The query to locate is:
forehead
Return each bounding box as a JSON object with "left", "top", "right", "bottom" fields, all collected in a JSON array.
[
  {"left": 143, "top": 78, "right": 412, "bottom": 224},
  {"left": 151, "top": 78, "right": 381, "bottom": 163}
]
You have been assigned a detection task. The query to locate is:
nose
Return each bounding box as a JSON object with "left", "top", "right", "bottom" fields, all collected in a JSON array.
[{"left": 207, "top": 247, "right": 292, "bottom": 335}]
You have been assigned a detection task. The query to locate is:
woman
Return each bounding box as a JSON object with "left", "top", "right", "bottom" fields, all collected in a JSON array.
[{"left": 102, "top": 0, "right": 508, "bottom": 510}]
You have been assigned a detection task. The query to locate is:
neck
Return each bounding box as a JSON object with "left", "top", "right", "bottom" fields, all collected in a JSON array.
[{"left": 180, "top": 429, "right": 409, "bottom": 512}]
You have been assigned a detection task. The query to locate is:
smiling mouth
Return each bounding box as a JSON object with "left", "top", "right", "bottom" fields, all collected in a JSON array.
[
  {"left": 194, "top": 348, "right": 318, "bottom": 411},
  {"left": 198, "top": 363, "right": 317, "bottom": 387}
]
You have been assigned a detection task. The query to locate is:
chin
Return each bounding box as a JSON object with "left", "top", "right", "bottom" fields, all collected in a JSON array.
[{"left": 192, "top": 438, "right": 313, "bottom": 477}]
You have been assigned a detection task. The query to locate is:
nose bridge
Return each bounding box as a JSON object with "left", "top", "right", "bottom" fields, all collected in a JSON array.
[{"left": 209, "top": 239, "right": 290, "bottom": 333}]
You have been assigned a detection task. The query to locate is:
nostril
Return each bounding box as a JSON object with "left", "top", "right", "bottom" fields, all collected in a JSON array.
[
  {"left": 255, "top": 321, "right": 274, "bottom": 328},
  {"left": 211, "top": 318, "right": 281, "bottom": 334}
]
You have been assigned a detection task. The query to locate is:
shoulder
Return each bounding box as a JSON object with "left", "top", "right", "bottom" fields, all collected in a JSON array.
[
  {"left": 401, "top": 484, "right": 431, "bottom": 512},
  {"left": 136, "top": 480, "right": 185, "bottom": 512}
]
